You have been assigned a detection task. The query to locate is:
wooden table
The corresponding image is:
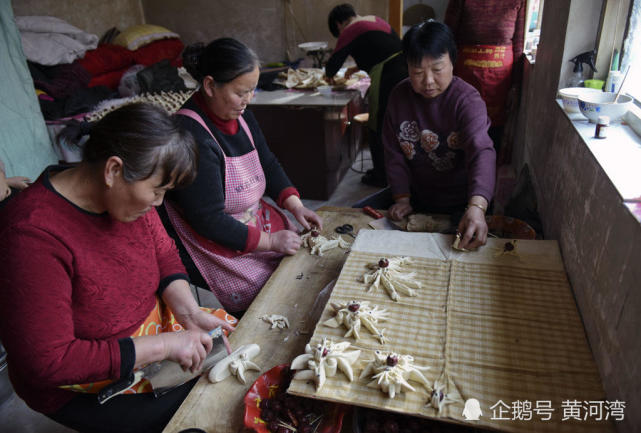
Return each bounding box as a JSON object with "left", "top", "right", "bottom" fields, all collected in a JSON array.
[
  {"left": 250, "top": 89, "right": 365, "bottom": 200},
  {"left": 163, "top": 207, "right": 371, "bottom": 433}
]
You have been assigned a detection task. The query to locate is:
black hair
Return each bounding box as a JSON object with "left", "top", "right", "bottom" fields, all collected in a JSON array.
[
  {"left": 402, "top": 20, "right": 457, "bottom": 67},
  {"left": 328, "top": 3, "right": 357, "bottom": 37},
  {"left": 60, "top": 103, "right": 198, "bottom": 188},
  {"left": 183, "top": 38, "right": 259, "bottom": 84}
]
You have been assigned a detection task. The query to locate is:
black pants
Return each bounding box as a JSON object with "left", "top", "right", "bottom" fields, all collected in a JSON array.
[
  {"left": 46, "top": 378, "right": 197, "bottom": 433},
  {"left": 367, "top": 129, "right": 386, "bottom": 180}
]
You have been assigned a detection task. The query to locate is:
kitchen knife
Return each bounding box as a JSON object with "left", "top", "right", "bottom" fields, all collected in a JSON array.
[{"left": 98, "top": 326, "right": 228, "bottom": 404}]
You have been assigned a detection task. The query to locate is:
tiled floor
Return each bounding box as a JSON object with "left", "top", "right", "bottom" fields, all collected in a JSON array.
[{"left": 0, "top": 151, "right": 380, "bottom": 433}]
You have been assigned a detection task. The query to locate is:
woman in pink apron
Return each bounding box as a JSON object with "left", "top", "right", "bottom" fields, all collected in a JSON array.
[{"left": 163, "top": 38, "right": 322, "bottom": 314}]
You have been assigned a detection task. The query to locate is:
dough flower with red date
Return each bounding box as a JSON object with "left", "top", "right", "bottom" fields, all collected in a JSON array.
[
  {"left": 361, "top": 257, "right": 421, "bottom": 301},
  {"left": 291, "top": 338, "right": 361, "bottom": 391}
]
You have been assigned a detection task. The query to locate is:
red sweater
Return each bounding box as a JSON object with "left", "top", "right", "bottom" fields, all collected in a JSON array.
[
  {"left": 0, "top": 168, "right": 187, "bottom": 413},
  {"left": 445, "top": 0, "right": 526, "bottom": 61}
]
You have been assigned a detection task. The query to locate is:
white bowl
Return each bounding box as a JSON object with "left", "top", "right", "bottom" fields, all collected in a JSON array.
[
  {"left": 578, "top": 92, "right": 633, "bottom": 123},
  {"left": 298, "top": 41, "right": 328, "bottom": 52},
  {"left": 316, "top": 85, "right": 333, "bottom": 96},
  {"left": 558, "top": 87, "right": 601, "bottom": 113}
]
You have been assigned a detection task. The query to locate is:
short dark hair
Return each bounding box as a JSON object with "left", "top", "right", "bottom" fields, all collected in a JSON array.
[
  {"left": 183, "top": 37, "right": 259, "bottom": 84},
  {"left": 82, "top": 103, "right": 198, "bottom": 188},
  {"left": 328, "top": 3, "right": 356, "bottom": 37},
  {"left": 402, "top": 20, "right": 457, "bottom": 67}
]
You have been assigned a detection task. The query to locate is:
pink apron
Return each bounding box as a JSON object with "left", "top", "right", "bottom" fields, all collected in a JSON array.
[{"left": 165, "top": 109, "right": 291, "bottom": 312}]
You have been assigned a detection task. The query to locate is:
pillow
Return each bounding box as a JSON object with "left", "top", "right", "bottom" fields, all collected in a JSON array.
[
  {"left": 77, "top": 44, "right": 134, "bottom": 76},
  {"left": 131, "top": 38, "right": 184, "bottom": 66},
  {"left": 113, "top": 24, "right": 179, "bottom": 51}
]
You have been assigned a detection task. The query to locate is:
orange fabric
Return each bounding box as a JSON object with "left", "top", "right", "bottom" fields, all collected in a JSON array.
[
  {"left": 455, "top": 44, "right": 513, "bottom": 126},
  {"left": 61, "top": 298, "right": 237, "bottom": 395}
]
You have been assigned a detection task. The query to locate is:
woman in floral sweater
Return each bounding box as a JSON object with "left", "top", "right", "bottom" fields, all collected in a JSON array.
[{"left": 382, "top": 21, "right": 496, "bottom": 250}]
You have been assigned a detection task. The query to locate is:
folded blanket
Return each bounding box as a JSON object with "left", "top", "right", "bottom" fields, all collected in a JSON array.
[{"left": 16, "top": 15, "right": 98, "bottom": 65}]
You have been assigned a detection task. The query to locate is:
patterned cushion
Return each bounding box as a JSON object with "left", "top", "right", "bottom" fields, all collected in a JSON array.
[{"left": 113, "top": 24, "right": 179, "bottom": 51}]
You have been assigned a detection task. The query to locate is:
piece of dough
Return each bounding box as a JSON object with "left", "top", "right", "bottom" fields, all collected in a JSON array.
[
  {"left": 301, "top": 228, "right": 351, "bottom": 256},
  {"left": 406, "top": 213, "right": 452, "bottom": 233},
  {"left": 359, "top": 350, "right": 431, "bottom": 399},
  {"left": 494, "top": 239, "right": 520, "bottom": 258},
  {"left": 291, "top": 338, "right": 361, "bottom": 391},
  {"left": 427, "top": 373, "right": 463, "bottom": 413},
  {"left": 260, "top": 314, "right": 290, "bottom": 329},
  {"left": 208, "top": 344, "right": 261, "bottom": 384},
  {"left": 323, "top": 300, "right": 388, "bottom": 344},
  {"left": 361, "top": 257, "right": 421, "bottom": 301}
]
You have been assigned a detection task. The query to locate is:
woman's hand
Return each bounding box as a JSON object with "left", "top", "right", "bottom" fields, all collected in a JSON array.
[
  {"left": 283, "top": 195, "right": 323, "bottom": 230},
  {"left": 388, "top": 197, "right": 413, "bottom": 221},
  {"left": 0, "top": 172, "right": 10, "bottom": 201},
  {"left": 7, "top": 176, "right": 31, "bottom": 191},
  {"left": 456, "top": 200, "right": 489, "bottom": 250},
  {"left": 177, "top": 309, "right": 235, "bottom": 335},
  {"left": 160, "top": 330, "right": 213, "bottom": 373},
  {"left": 290, "top": 206, "right": 323, "bottom": 231},
  {"left": 344, "top": 66, "right": 360, "bottom": 79},
  {"left": 269, "top": 230, "right": 302, "bottom": 255}
]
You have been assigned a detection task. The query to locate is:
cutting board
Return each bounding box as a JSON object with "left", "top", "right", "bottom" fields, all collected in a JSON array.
[{"left": 163, "top": 207, "right": 376, "bottom": 433}]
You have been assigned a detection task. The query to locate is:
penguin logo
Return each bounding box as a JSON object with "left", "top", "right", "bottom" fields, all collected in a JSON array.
[{"left": 462, "top": 398, "right": 483, "bottom": 420}]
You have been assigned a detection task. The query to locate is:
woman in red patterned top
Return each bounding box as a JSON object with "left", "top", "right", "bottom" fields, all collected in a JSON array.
[
  {"left": 326, "top": 4, "right": 408, "bottom": 187},
  {"left": 445, "top": 0, "right": 526, "bottom": 152},
  {"left": 0, "top": 103, "right": 233, "bottom": 433}
]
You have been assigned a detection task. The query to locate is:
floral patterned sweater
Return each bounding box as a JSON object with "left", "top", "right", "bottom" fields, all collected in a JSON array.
[{"left": 382, "top": 77, "right": 496, "bottom": 212}]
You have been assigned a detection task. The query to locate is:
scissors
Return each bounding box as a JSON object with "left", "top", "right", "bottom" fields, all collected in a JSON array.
[{"left": 335, "top": 223, "right": 355, "bottom": 238}]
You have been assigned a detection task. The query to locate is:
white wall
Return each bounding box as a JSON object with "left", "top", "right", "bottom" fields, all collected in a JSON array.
[
  {"left": 12, "top": 0, "right": 144, "bottom": 39},
  {"left": 558, "top": 0, "right": 604, "bottom": 88}
]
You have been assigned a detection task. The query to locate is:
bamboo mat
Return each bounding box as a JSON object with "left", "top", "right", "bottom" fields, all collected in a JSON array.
[{"left": 287, "top": 231, "right": 614, "bottom": 433}]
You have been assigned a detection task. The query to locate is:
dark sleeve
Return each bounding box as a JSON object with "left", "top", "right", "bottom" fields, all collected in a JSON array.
[
  {"left": 243, "top": 110, "right": 294, "bottom": 201},
  {"left": 168, "top": 116, "right": 250, "bottom": 252},
  {"left": 456, "top": 89, "right": 496, "bottom": 203},
  {"left": 325, "top": 45, "right": 351, "bottom": 78},
  {"left": 444, "top": 0, "right": 464, "bottom": 36},
  {"left": 512, "top": 0, "right": 526, "bottom": 60},
  {"left": 511, "top": 0, "right": 526, "bottom": 86},
  {"left": 118, "top": 338, "right": 135, "bottom": 380}
]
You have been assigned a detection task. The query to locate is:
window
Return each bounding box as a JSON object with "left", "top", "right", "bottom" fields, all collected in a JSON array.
[
  {"left": 524, "top": 0, "right": 544, "bottom": 59},
  {"left": 622, "top": 0, "right": 641, "bottom": 102}
]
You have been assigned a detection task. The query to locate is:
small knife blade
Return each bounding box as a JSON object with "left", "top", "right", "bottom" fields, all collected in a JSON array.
[
  {"left": 97, "top": 326, "right": 227, "bottom": 404},
  {"left": 148, "top": 327, "right": 228, "bottom": 397}
]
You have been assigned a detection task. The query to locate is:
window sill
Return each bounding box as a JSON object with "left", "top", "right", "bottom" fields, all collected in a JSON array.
[{"left": 557, "top": 100, "right": 641, "bottom": 222}]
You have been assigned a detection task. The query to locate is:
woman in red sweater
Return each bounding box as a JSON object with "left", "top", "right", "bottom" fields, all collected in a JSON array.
[
  {"left": 445, "top": 0, "right": 526, "bottom": 153},
  {"left": 0, "top": 103, "right": 233, "bottom": 433}
]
